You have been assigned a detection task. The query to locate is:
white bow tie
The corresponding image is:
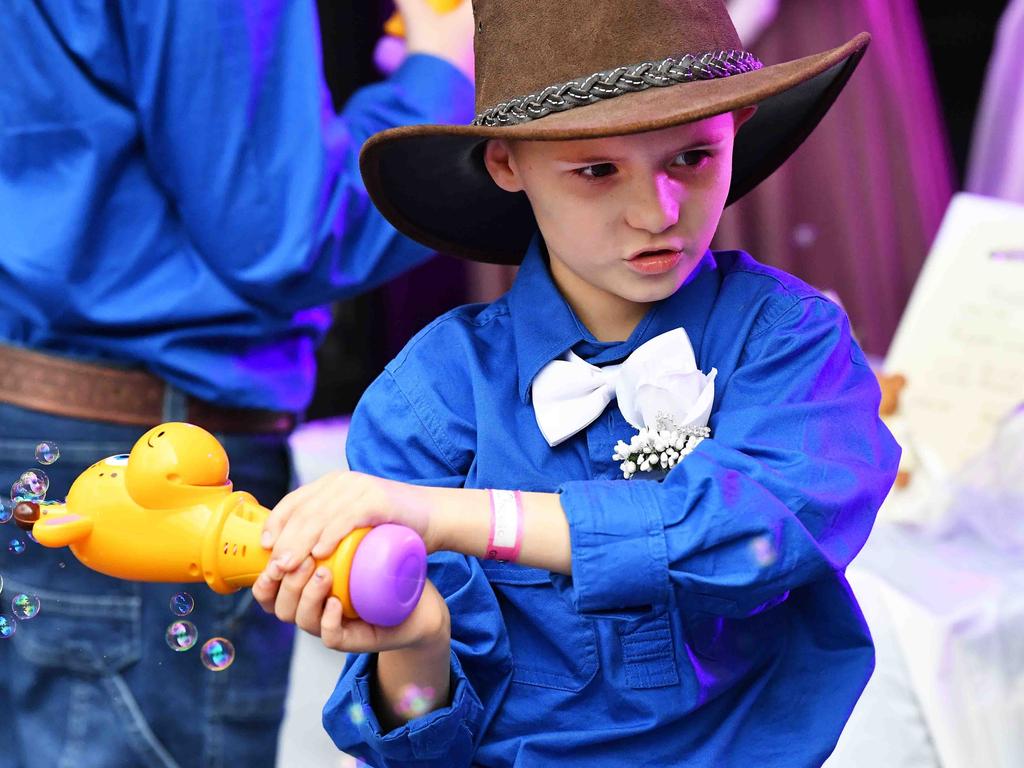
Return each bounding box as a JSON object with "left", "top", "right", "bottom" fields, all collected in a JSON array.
[{"left": 531, "top": 328, "right": 717, "bottom": 447}]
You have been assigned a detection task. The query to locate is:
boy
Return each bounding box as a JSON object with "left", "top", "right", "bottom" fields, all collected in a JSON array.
[{"left": 254, "top": 1, "right": 899, "bottom": 765}]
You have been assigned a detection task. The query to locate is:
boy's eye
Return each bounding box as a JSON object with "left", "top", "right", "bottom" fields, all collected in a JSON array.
[
  {"left": 674, "top": 150, "right": 711, "bottom": 167},
  {"left": 574, "top": 162, "right": 617, "bottom": 179}
]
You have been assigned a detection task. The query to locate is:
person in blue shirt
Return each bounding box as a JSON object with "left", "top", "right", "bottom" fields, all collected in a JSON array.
[
  {"left": 0, "top": 1, "right": 473, "bottom": 767},
  {"left": 254, "top": 0, "right": 901, "bottom": 765}
]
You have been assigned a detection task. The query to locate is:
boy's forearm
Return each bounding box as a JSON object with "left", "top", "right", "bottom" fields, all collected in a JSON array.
[
  {"left": 428, "top": 487, "right": 572, "bottom": 575},
  {"left": 371, "top": 629, "right": 453, "bottom": 732}
]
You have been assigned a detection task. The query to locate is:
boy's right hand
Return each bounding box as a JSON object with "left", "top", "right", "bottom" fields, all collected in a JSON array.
[
  {"left": 254, "top": 562, "right": 451, "bottom": 655},
  {"left": 394, "top": 0, "right": 475, "bottom": 81}
]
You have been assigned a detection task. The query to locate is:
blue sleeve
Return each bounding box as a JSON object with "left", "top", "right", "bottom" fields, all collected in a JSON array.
[
  {"left": 555, "top": 295, "right": 901, "bottom": 619},
  {"left": 324, "top": 371, "right": 512, "bottom": 768},
  {"left": 117, "top": 0, "right": 474, "bottom": 312}
]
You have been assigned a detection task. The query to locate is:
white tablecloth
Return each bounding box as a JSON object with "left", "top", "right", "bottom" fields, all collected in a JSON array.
[{"left": 829, "top": 522, "right": 1024, "bottom": 768}]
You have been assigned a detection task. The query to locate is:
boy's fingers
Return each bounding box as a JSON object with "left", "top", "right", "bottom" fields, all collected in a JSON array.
[
  {"left": 269, "top": 479, "right": 358, "bottom": 568},
  {"left": 261, "top": 474, "right": 334, "bottom": 548},
  {"left": 320, "top": 597, "right": 347, "bottom": 650},
  {"left": 310, "top": 513, "right": 359, "bottom": 560},
  {"left": 294, "top": 566, "right": 334, "bottom": 635},
  {"left": 272, "top": 557, "right": 316, "bottom": 624},
  {"left": 251, "top": 571, "right": 281, "bottom": 614}
]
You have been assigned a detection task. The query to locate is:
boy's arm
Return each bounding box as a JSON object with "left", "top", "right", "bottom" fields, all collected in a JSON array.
[
  {"left": 324, "top": 371, "right": 512, "bottom": 768},
  {"left": 420, "top": 296, "right": 898, "bottom": 619},
  {"left": 544, "top": 294, "right": 901, "bottom": 618}
]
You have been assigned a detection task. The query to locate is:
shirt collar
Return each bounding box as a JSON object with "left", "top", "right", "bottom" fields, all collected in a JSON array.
[{"left": 509, "top": 231, "right": 721, "bottom": 403}]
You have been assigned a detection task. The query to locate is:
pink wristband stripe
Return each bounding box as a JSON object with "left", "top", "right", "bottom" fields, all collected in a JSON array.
[{"left": 486, "top": 489, "right": 523, "bottom": 562}]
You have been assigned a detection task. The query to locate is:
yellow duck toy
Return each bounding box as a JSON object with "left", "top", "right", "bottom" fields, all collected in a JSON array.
[{"left": 30, "top": 423, "right": 426, "bottom": 627}]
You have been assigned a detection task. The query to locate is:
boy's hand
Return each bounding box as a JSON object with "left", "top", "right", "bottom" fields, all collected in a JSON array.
[
  {"left": 254, "top": 566, "right": 450, "bottom": 655},
  {"left": 394, "top": 0, "right": 475, "bottom": 81},
  {"left": 258, "top": 471, "right": 443, "bottom": 592}
]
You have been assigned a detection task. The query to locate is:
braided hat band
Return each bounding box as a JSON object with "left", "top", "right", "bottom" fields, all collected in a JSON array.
[{"left": 472, "top": 50, "right": 764, "bottom": 127}]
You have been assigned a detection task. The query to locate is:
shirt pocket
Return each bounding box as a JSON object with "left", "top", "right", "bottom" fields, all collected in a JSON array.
[
  {"left": 683, "top": 591, "right": 790, "bottom": 663},
  {"left": 6, "top": 580, "right": 142, "bottom": 675},
  {"left": 481, "top": 561, "right": 599, "bottom": 692}
]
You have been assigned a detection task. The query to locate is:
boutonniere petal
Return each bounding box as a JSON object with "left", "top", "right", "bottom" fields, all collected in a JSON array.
[{"left": 611, "top": 328, "right": 715, "bottom": 479}]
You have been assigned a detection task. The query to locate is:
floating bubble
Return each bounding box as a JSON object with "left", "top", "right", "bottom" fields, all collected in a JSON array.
[
  {"left": 347, "top": 702, "right": 367, "bottom": 726},
  {"left": 0, "top": 501, "right": 11, "bottom": 524},
  {"left": 0, "top": 573, "right": 3, "bottom": 594},
  {"left": 19, "top": 469, "right": 48, "bottom": 497},
  {"left": 11, "top": 593, "right": 39, "bottom": 620},
  {"left": 749, "top": 535, "right": 778, "bottom": 568},
  {"left": 35, "top": 442, "right": 60, "bottom": 465},
  {"left": 170, "top": 592, "right": 195, "bottom": 617},
  {"left": 394, "top": 683, "right": 435, "bottom": 719},
  {"left": 200, "top": 637, "right": 235, "bottom": 671},
  {"left": 8, "top": 538, "right": 25, "bottom": 555},
  {"left": 0, "top": 614, "right": 15, "bottom": 638},
  {"left": 165, "top": 620, "right": 198, "bottom": 652},
  {"left": 10, "top": 480, "right": 40, "bottom": 503}
]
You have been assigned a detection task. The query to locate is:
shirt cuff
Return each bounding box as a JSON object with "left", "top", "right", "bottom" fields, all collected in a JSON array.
[
  {"left": 390, "top": 53, "right": 475, "bottom": 126},
  {"left": 326, "top": 649, "right": 483, "bottom": 764},
  {"left": 555, "top": 479, "right": 671, "bottom": 615}
]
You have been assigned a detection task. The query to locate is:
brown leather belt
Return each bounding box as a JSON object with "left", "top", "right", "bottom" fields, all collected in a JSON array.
[{"left": 0, "top": 344, "right": 297, "bottom": 434}]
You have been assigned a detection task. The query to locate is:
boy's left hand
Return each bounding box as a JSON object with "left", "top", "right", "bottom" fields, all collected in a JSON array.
[{"left": 258, "top": 471, "right": 439, "bottom": 585}]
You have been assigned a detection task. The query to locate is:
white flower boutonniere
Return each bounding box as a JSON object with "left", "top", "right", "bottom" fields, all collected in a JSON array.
[
  {"left": 611, "top": 327, "right": 717, "bottom": 480},
  {"left": 612, "top": 419, "right": 711, "bottom": 480}
]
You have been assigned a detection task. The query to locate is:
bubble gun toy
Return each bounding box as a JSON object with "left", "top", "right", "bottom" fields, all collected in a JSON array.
[
  {"left": 383, "top": 0, "right": 462, "bottom": 38},
  {"left": 29, "top": 423, "right": 426, "bottom": 627}
]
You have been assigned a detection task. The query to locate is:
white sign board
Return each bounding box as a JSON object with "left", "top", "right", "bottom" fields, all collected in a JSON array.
[{"left": 885, "top": 193, "right": 1024, "bottom": 477}]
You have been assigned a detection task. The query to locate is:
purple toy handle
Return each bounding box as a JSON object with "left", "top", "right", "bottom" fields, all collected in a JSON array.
[{"left": 348, "top": 524, "right": 427, "bottom": 627}]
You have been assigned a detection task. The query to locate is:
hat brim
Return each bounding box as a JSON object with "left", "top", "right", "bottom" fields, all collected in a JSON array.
[{"left": 360, "top": 33, "right": 870, "bottom": 264}]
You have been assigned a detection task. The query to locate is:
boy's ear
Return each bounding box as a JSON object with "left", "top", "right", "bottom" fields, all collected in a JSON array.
[
  {"left": 483, "top": 139, "right": 524, "bottom": 193},
  {"left": 733, "top": 105, "right": 758, "bottom": 132}
]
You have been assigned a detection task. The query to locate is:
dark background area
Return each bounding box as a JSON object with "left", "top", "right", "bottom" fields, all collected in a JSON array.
[{"left": 306, "top": 0, "right": 1010, "bottom": 421}]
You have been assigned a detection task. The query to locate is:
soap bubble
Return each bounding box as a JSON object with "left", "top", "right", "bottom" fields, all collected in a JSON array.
[
  {"left": 8, "top": 538, "right": 25, "bottom": 555},
  {"left": 10, "top": 480, "right": 41, "bottom": 503},
  {"left": 170, "top": 592, "right": 195, "bottom": 617},
  {"left": 0, "top": 501, "right": 12, "bottom": 524},
  {"left": 165, "top": 620, "right": 198, "bottom": 652},
  {"left": 749, "top": 535, "right": 778, "bottom": 568},
  {"left": 394, "top": 683, "right": 436, "bottom": 719},
  {"left": 200, "top": 637, "right": 235, "bottom": 671},
  {"left": 0, "top": 573, "right": 4, "bottom": 594},
  {"left": 0, "top": 615, "right": 16, "bottom": 638},
  {"left": 11, "top": 593, "right": 40, "bottom": 620},
  {"left": 19, "top": 470, "right": 48, "bottom": 497},
  {"left": 35, "top": 442, "right": 60, "bottom": 465},
  {"left": 347, "top": 702, "right": 367, "bottom": 726}
]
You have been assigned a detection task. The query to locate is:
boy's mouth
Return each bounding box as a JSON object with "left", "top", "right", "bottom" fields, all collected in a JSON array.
[{"left": 626, "top": 248, "right": 683, "bottom": 275}]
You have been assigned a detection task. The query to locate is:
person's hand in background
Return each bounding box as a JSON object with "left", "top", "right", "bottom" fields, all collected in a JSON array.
[{"left": 375, "top": 0, "right": 475, "bottom": 80}]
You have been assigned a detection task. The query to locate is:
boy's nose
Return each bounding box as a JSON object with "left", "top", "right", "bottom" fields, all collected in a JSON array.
[{"left": 624, "top": 174, "right": 681, "bottom": 234}]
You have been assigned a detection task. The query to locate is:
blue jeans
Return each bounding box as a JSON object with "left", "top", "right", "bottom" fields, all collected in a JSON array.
[{"left": 0, "top": 402, "right": 295, "bottom": 768}]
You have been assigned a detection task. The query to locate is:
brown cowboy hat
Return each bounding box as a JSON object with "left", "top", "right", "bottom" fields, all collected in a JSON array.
[{"left": 360, "top": 0, "right": 870, "bottom": 264}]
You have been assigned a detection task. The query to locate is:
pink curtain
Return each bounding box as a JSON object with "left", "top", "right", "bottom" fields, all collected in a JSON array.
[
  {"left": 712, "top": 0, "right": 955, "bottom": 356},
  {"left": 463, "top": 1, "right": 955, "bottom": 357},
  {"left": 966, "top": 0, "right": 1024, "bottom": 204}
]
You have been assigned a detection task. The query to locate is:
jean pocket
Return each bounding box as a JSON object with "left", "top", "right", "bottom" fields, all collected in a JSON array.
[
  {"left": 481, "top": 561, "right": 599, "bottom": 692},
  {"left": 6, "top": 580, "right": 142, "bottom": 675}
]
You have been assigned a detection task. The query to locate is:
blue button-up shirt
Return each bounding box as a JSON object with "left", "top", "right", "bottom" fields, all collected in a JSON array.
[
  {"left": 0, "top": 1, "right": 473, "bottom": 411},
  {"left": 327, "top": 234, "right": 900, "bottom": 767}
]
